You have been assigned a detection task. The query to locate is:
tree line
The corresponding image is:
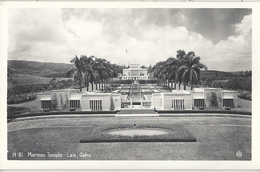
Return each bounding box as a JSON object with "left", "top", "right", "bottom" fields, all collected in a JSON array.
[
  {"left": 150, "top": 50, "right": 208, "bottom": 90},
  {"left": 67, "top": 55, "right": 123, "bottom": 91}
]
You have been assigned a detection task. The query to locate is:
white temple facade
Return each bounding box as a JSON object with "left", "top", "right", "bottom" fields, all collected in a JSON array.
[
  {"left": 36, "top": 88, "right": 238, "bottom": 112},
  {"left": 122, "top": 64, "right": 148, "bottom": 80}
]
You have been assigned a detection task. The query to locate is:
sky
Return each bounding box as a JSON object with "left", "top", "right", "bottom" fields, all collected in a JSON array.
[{"left": 8, "top": 8, "right": 252, "bottom": 71}]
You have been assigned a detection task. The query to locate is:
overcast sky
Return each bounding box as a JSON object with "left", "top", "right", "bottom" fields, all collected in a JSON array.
[{"left": 8, "top": 8, "right": 252, "bottom": 71}]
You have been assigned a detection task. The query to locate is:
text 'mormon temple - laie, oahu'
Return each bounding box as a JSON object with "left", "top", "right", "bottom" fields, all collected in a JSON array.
[{"left": 36, "top": 64, "right": 238, "bottom": 112}]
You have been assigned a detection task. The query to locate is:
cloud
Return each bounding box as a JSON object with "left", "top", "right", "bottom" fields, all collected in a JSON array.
[
  {"left": 207, "top": 13, "right": 252, "bottom": 70},
  {"left": 8, "top": 9, "right": 77, "bottom": 62},
  {"left": 8, "top": 9, "right": 252, "bottom": 71},
  {"left": 233, "top": 14, "right": 252, "bottom": 35}
]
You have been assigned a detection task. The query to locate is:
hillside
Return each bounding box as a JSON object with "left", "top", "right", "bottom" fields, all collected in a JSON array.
[
  {"left": 12, "top": 74, "right": 52, "bottom": 84},
  {"left": 11, "top": 74, "right": 71, "bottom": 85},
  {"left": 201, "top": 70, "right": 235, "bottom": 78},
  {"left": 8, "top": 60, "right": 74, "bottom": 77}
]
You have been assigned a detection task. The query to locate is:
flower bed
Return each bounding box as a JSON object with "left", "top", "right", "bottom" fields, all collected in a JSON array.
[{"left": 80, "top": 123, "right": 196, "bottom": 143}]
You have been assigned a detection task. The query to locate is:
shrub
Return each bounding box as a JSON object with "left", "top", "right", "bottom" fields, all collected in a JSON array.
[
  {"left": 206, "top": 92, "right": 219, "bottom": 108},
  {"left": 7, "top": 93, "right": 37, "bottom": 104},
  {"left": 238, "top": 90, "right": 252, "bottom": 100},
  {"left": 225, "top": 77, "right": 243, "bottom": 90}
]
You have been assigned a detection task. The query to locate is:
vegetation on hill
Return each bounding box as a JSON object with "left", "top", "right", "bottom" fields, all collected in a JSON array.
[
  {"left": 10, "top": 74, "right": 53, "bottom": 85},
  {"left": 200, "top": 70, "right": 252, "bottom": 100},
  {"left": 7, "top": 67, "right": 75, "bottom": 104},
  {"left": 7, "top": 60, "right": 76, "bottom": 89},
  {"left": 8, "top": 60, "right": 73, "bottom": 77}
]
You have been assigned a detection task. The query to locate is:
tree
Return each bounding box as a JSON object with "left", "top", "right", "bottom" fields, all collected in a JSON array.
[
  {"left": 140, "top": 65, "right": 146, "bottom": 69},
  {"left": 150, "top": 61, "right": 167, "bottom": 86},
  {"left": 164, "top": 57, "right": 179, "bottom": 89},
  {"left": 67, "top": 55, "right": 86, "bottom": 91},
  {"left": 225, "top": 77, "right": 243, "bottom": 90},
  {"left": 68, "top": 54, "right": 138, "bottom": 92},
  {"left": 80, "top": 56, "right": 103, "bottom": 91},
  {"left": 176, "top": 52, "right": 208, "bottom": 90}
]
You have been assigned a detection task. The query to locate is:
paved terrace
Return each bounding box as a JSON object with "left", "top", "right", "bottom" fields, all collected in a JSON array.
[{"left": 8, "top": 114, "right": 251, "bottom": 160}]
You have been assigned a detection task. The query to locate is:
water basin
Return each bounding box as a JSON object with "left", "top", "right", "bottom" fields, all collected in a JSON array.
[{"left": 106, "top": 128, "right": 170, "bottom": 136}]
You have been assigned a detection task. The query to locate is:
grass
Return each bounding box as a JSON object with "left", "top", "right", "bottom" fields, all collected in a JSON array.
[
  {"left": 7, "top": 106, "right": 31, "bottom": 122},
  {"left": 7, "top": 101, "right": 38, "bottom": 122},
  {"left": 7, "top": 116, "right": 251, "bottom": 160},
  {"left": 80, "top": 123, "right": 197, "bottom": 143},
  {"left": 237, "top": 98, "right": 252, "bottom": 112}
]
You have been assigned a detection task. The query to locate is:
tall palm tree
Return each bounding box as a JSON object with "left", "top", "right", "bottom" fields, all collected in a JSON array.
[
  {"left": 88, "top": 57, "right": 122, "bottom": 91},
  {"left": 151, "top": 50, "right": 207, "bottom": 91},
  {"left": 175, "top": 50, "right": 187, "bottom": 90},
  {"left": 94, "top": 58, "right": 112, "bottom": 90},
  {"left": 164, "top": 57, "right": 179, "bottom": 89},
  {"left": 82, "top": 56, "right": 105, "bottom": 91},
  {"left": 67, "top": 55, "right": 86, "bottom": 92},
  {"left": 176, "top": 52, "right": 208, "bottom": 90},
  {"left": 68, "top": 55, "right": 123, "bottom": 92}
]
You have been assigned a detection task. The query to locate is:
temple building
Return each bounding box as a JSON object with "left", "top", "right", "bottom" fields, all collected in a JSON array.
[{"left": 122, "top": 64, "right": 148, "bottom": 80}]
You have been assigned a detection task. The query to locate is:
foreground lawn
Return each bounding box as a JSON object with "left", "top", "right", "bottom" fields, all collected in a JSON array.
[{"left": 8, "top": 116, "right": 251, "bottom": 160}]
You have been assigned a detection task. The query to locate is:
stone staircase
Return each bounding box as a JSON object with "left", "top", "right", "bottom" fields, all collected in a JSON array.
[{"left": 117, "top": 108, "right": 157, "bottom": 114}]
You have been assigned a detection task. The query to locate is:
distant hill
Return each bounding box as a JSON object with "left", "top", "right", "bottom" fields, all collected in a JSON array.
[
  {"left": 201, "top": 70, "right": 235, "bottom": 77},
  {"left": 10, "top": 74, "right": 71, "bottom": 85},
  {"left": 8, "top": 60, "right": 74, "bottom": 78}
]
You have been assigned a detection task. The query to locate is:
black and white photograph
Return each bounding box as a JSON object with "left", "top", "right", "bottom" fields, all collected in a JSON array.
[{"left": 1, "top": 1, "right": 260, "bottom": 170}]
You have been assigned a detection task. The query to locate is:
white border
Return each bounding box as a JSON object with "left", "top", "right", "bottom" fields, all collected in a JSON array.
[{"left": 1, "top": 1, "right": 260, "bottom": 170}]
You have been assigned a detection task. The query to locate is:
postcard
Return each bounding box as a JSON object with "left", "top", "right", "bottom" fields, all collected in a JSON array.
[{"left": 1, "top": 1, "right": 260, "bottom": 170}]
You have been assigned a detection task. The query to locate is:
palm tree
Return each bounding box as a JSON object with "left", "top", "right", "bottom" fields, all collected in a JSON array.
[
  {"left": 94, "top": 58, "right": 112, "bottom": 90},
  {"left": 164, "top": 57, "right": 179, "bottom": 89},
  {"left": 151, "top": 50, "right": 207, "bottom": 91},
  {"left": 176, "top": 52, "right": 208, "bottom": 90},
  {"left": 82, "top": 56, "right": 105, "bottom": 91},
  {"left": 175, "top": 50, "right": 188, "bottom": 90},
  {"left": 68, "top": 55, "right": 123, "bottom": 92},
  {"left": 67, "top": 55, "right": 86, "bottom": 92}
]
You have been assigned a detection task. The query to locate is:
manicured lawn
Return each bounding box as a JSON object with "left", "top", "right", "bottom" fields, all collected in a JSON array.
[
  {"left": 237, "top": 98, "right": 252, "bottom": 112},
  {"left": 8, "top": 115, "right": 251, "bottom": 160}
]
